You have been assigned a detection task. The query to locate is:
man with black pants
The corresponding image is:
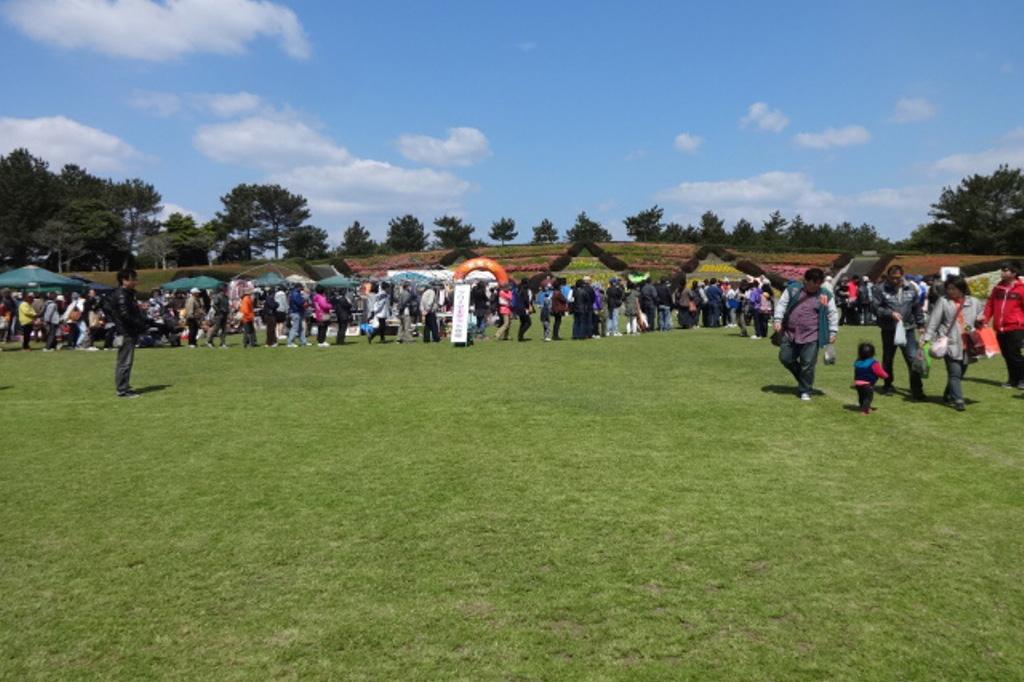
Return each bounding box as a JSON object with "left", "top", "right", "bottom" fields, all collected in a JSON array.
[
  {"left": 206, "top": 284, "right": 230, "bottom": 348},
  {"left": 109, "top": 269, "right": 148, "bottom": 398},
  {"left": 640, "top": 278, "right": 658, "bottom": 332},
  {"left": 872, "top": 264, "right": 926, "bottom": 399},
  {"left": 980, "top": 262, "right": 1024, "bottom": 389},
  {"left": 331, "top": 289, "right": 353, "bottom": 345}
]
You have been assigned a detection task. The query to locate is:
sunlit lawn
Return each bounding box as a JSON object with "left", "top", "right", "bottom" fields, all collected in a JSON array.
[{"left": 1, "top": 323, "right": 1022, "bottom": 680}]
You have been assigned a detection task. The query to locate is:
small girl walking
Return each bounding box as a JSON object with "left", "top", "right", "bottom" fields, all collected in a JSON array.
[{"left": 853, "top": 342, "right": 890, "bottom": 415}]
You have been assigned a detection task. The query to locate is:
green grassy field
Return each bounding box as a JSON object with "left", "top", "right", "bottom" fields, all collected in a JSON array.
[{"left": 2, "top": 325, "right": 1022, "bottom": 680}]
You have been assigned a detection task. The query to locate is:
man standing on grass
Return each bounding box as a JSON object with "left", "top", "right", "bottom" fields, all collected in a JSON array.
[
  {"left": 872, "top": 264, "right": 927, "bottom": 400},
  {"left": 109, "top": 269, "right": 148, "bottom": 398},
  {"left": 773, "top": 268, "right": 838, "bottom": 401},
  {"left": 206, "top": 284, "right": 230, "bottom": 348},
  {"left": 980, "top": 261, "right": 1024, "bottom": 389},
  {"left": 419, "top": 284, "right": 439, "bottom": 343}
]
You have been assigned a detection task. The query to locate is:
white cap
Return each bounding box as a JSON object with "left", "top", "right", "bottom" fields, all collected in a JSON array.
[{"left": 190, "top": 287, "right": 200, "bottom": 294}]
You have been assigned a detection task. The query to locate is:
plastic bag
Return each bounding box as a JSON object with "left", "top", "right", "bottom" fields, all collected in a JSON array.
[
  {"left": 823, "top": 343, "right": 836, "bottom": 365},
  {"left": 929, "top": 336, "right": 948, "bottom": 358},
  {"left": 893, "top": 323, "right": 907, "bottom": 347},
  {"left": 912, "top": 344, "right": 931, "bottom": 379}
]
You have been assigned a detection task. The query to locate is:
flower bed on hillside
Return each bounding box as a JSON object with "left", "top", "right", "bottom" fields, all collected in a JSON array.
[
  {"left": 730, "top": 251, "right": 841, "bottom": 267},
  {"left": 887, "top": 254, "right": 1014, "bottom": 276}
]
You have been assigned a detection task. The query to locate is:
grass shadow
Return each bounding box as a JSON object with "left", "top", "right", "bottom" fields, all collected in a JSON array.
[
  {"left": 964, "top": 376, "right": 1007, "bottom": 387},
  {"left": 761, "top": 384, "right": 798, "bottom": 396},
  {"left": 135, "top": 384, "right": 171, "bottom": 394}
]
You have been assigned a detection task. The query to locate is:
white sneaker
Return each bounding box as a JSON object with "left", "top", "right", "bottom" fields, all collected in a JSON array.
[
  {"left": 751, "top": 335, "right": 759, "bottom": 339},
  {"left": 799, "top": 393, "right": 811, "bottom": 401},
  {"left": 288, "top": 344, "right": 298, "bottom": 348}
]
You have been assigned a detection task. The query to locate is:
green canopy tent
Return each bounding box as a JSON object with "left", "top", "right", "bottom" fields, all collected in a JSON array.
[
  {"left": 0, "top": 265, "right": 87, "bottom": 292},
  {"left": 318, "top": 274, "right": 361, "bottom": 288},
  {"left": 251, "top": 272, "right": 287, "bottom": 287},
  {"left": 161, "top": 275, "right": 223, "bottom": 291}
]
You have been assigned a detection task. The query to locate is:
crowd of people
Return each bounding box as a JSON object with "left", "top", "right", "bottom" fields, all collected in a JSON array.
[{"left": 1, "top": 262, "right": 1022, "bottom": 407}]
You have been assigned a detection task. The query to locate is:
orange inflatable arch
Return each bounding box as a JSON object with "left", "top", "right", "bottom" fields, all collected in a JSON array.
[{"left": 452, "top": 257, "right": 509, "bottom": 285}]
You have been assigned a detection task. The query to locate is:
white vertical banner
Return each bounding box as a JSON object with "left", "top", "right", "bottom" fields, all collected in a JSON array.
[{"left": 451, "top": 283, "right": 471, "bottom": 345}]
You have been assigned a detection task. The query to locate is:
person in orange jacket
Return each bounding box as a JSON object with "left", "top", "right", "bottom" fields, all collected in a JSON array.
[
  {"left": 980, "top": 261, "right": 1024, "bottom": 389},
  {"left": 239, "top": 287, "right": 257, "bottom": 348}
]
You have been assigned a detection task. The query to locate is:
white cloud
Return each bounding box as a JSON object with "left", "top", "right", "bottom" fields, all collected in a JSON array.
[
  {"left": 673, "top": 132, "right": 703, "bottom": 153},
  {"left": 0, "top": 115, "right": 142, "bottom": 172},
  {"left": 2, "top": 0, "right": 310, "bottom": 61},
  {"left": 740, "top": 102, "right": 789, "bottom": 133},
  {"left": 397, "top": 127, "right": 491, "bottom": 167},
  {"left": 1004, "top": 127, "right": 1024, "bottom": 142},
  {"left": 516, "top": 41, "right": 537, "bottom": 52},
  {"left": 193, "top": 92, "right": 264, "bottom": 117},
  {"left": 930, "top": 144, "right": 1024, "bottom": 176},
  {"left": 130, "top": 91, "right": 183, "bottom": 117},
  {"left": 890, "top": 97, "right": 936, "bottom": 123},
  {"left": 194, "top": 116, "right": 350, "bottom": 169},
  {"left": 658, "top": 171, "right": 832, "bottom": 207},
  {"left": 270, "top": 161, "right": 471, "bottom": 218},
  {"left": 656, "top": 170, "right": 939, "bottom": 236},
  {"left": 195, "top": 115, "right": 472, "bottom": 223},
  {"left": 132, "top": 90, "right": 266, "bottom": 118},
  {"left": 794, "top": 125, "right": 871, "bottom": 149},
  {"left": 625, "top": 149, "right": 647, "bottom": 161},
  {"left": 850, "top": 186, "right": 935, "bottom": 211},
  {"left": 157, "top": 203, "right": 201, "bottom": 222}
]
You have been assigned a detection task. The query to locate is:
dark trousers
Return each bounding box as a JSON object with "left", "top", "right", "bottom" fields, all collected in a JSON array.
[
  {"left": 754, "top": 312, "right": 769, "bottom": 338},
  {"left": 264, "top": 318, "right": 277, "bottom": 346},
  {"left": 243, "top": 321, "right": 257, "bottom": 347},
  {"left": 997, "top": 330, "right": 1024, "bottom": 385},
  {"left": 422, "top": 312, "right": 439, "bottom": 343},
  {"left": 880, "top": 326, "right": 923, "bottom": 395},
  {"left": 552, "top": 313, "right": 563, "bottom": 340},
  {"left": 572, "top": 311, "right": 592, "bottom": 339},
  {"left": 943, "top": 356, "right": 968, "bottom": 404},
  {"left": 207, "top": 314, "right": 227, "bottom": 346},
  {"left": 641, "top": 304, "right": 656, "bottom": 332},
  {"left": 187, "top": 319, "right": 199, "bottom": 346},
  {"left": 368, "top": 317, "right": 387, "bottom": 343},
  {"left": 316, "top": 322, "right": 329, "bottom": 344},
  {"left": 22, "top": 323, "right": 33, "bottom": 349},
  {"left": 116, "top": 335, "right": 136, "bottom": 395},
  {"left": 778, "top": 338, "right": 819, "bottom": 394},
  {"left": 707, "top": 303, "right": 721, "bottom": 328},
  {"left": 335, "top": 317, "right": 350, "bottom": 344},
  {"left": 517, "top": 312, "right": 531, "bottom": 341},
  {"left": 856, "top": 386, "right": 874, "bottom": 412},
  {"left": 46, "top": 322, "right": 59, "bottom": 349}
]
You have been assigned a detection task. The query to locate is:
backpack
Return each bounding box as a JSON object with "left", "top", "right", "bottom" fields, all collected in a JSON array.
[{"left": 509, "top": 288, "right": 521, "bottom": 312}]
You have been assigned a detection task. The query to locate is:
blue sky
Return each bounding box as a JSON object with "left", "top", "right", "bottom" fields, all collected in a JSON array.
[{"left": 1, "top": 0, "right": 1023, "bottom": 243}]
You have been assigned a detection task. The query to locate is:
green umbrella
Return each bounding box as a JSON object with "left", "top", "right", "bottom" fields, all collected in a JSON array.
[
  {"left": 159, "top": 277, "right": 197, "bottom": 291},
  {"left": 252, "top": 272, "right": 286, "bottom": 287},
  {"left": 318, "top": 274, "right": 360, "bottom": 288},
  {"left": 0, "top": 265, "right": 87, "bottom": 292},
  {"left": 161, "top": 275, "right": 223, "bottom": 291}
]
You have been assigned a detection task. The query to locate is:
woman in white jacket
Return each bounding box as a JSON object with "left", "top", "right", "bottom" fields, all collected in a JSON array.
[{"left": 923, "top": 275, "right": 984, "bottom": 412}]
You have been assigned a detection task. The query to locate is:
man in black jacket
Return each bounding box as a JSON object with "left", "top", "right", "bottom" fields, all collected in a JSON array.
[
  {"left": 606, "top": 278, "right": 624, "bottom": 336},
  {"left": 330, "top": 289, "right": 353, "bottom": 345},
  {"left": 872, "top": 264, "right": 927, "bottom": 399},
  {"left": 640, "top": 279, "right": 658, "bottom": 332},
  {"left": 109, "top": 269, "right": 148, "bottom": 398}
]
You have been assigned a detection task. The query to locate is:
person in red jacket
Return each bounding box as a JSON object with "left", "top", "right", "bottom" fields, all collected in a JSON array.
[{"left": 980, "top": 262, "right": 1024, "bottom": 389}]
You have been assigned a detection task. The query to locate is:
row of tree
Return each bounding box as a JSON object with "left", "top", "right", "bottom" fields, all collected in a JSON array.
[{"left": 2, "top": 147, "right": 1021, "bottom": 271}]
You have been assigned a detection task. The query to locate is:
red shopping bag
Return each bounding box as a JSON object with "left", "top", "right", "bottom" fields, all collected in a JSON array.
[{"left": 967, "top": 327, "right": 1000, "bottom": 358}]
